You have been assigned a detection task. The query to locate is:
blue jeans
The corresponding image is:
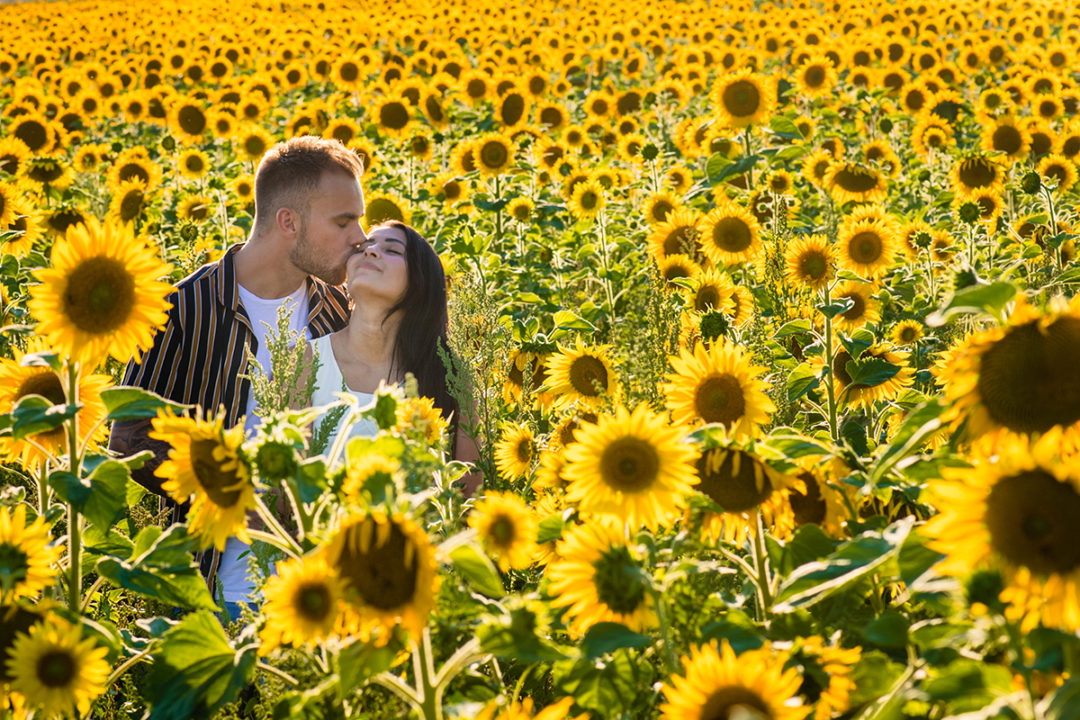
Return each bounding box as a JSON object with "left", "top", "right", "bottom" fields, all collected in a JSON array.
[{"left": 223, "top": 601, "right": 257, "bottom": 623}]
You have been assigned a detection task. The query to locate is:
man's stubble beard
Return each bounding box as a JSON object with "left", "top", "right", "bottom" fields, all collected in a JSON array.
[{"left": 290, "top": 220, "right": 347, "bottom": 286}]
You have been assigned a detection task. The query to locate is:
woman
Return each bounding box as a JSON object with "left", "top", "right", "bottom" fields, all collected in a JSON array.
[{"left": 305, "top": 220, "right": 480, "bottom": 492}]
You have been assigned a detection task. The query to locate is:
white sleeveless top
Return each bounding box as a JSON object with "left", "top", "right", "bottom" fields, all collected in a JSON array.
[{"left": 309, "top": 333, "right": 379, "bottom": 448}]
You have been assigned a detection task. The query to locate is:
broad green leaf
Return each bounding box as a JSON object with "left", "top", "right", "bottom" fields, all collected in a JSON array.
[
  {"left": 843, "top": 357, "right": 901, "bottom": 388},
  {"left": 774, "top": 318, "right": 812, "bottom": 337},
  {"left": 96, "top": 525, "right": 219, "bottom": 612},
  {"left": 478, "top": 608, "right": 569, "bottom": 663},
  {"left": 1043, "top": 678, "right": 1080, "bottom": 720},
  {"left": 536, "top": 512, "right": 566, "bottom": 544},
  {"left": 49, "top": 460, "right": 132, "bottom": 531},
  {"left": 449, "top": 543, "right": 505, "bottom": 598},
  {"left": 926, "top": 280, "right": 1017, "bottom": 327},
  {"left": 10, "top": 394, "right": 79, "bottom": 440},
  {"left": 552, "top": 309, "right": 596, "bottom": 331},
  {"left": 922, "top": 658, "right": 1014, "bottom": 713},
  {"left": 868, "top": 400, "right": 945, "bottom": 484},
  {"left": 290, "top": 458, "right": 330, "bottom": 505},
  {"left": 769, "top": 114, "right": 804, "bottom": 138},
  {"left": 778, "top": 524, "right": 837, "bottom": 576},
  {"left": 579, "top": 622, "right": 652, "bottom": 659},
  {"left": 897, "top": 529, "right": 946, "bottom": 589},
  {"left": 145, "top": 610, "right": 257, "bottom": 720},
  {"left": 338, "top": 638, "right": 402, "bottom": 696},
  {"left": 553, "top": 649, "right": 650, "bottom": 718},
  {"left": 19, "top": 351, "right": 63, "bottom": 372},
  {"left": 773, "top": 144, "right": 810, "bottom": 161},
  {"left": 861, "top": 611, "right": 909, "bottom": 648},
  {"left": 786, "top": 364, "right": 820, "bottom": 402},
  {"left": 817, "top": 296, "right": 855, "bottom": 319},
  {"left": 706, "top": 153, "right": 760, "bottom": 185},
  {"left": 100, "top": 387, "right": 186, "bottom": 422}
]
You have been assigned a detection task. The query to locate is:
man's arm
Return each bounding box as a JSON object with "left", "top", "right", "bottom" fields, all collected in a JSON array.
[{"left": 108, "top": 418, "right": 173, "bottom": 495}]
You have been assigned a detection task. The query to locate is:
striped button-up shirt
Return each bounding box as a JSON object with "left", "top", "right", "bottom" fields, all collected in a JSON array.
[{"left": 119, "top": 243, "right": 350, "bottom": 588}]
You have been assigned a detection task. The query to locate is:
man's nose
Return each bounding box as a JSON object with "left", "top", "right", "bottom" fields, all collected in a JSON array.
[{"left": 352, "top": 224, "right": 368, "bottom": 249}]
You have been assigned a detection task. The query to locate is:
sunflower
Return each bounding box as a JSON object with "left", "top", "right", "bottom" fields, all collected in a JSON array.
[
  {"left": 824, "top": 162, "right": 887, "bottom": 205},
  {"left": 259, "top": 554, "right": 345, "bottom": 653},
  {"left": 563, "top": 403, "right": 698, "bottom": 531},
  {"left": 891, "top": 319, "right": 925, "bottom": 345},
  {"left": 372, "top": 96, "right": 412, "bottom": 137},
  {"left": 792, "top": 636, "right": 862, "bottom": 720},
  {"left": 911, "top": 114, "right": 955, "bottom": 157},
  {"left": 475, "top": 133, "right": 515, "bottom": 176},
  {"left": 5, "top": 619, "right": 109, "bottom": 718},
  {"left": 150, "top": 410, "right": 254, "bottom": 551},
  {"left": 494, "top": 424, "right": 535, "bottom": 479},
  {"left": 231, "top": 174, "right": 255, "bottom": 205},
  {"left": 0, "top": 136, "right": 31, "bottom": 176},
  {"left": 0, "top": 349, "right": 111, "bottom": 468},
  {"left": 106, "top": 178, "right": 150, "bottom": 226},
  {"left": 658, "top": 254, "right": 701, "bottom": 287},
  {"left": 800, "top": 149, "right": 835, "bottom": 188},
  {"left": 168, "top": 98, "right": 208, "bottom": 144},
  {"left": 107, "top": 147, "right": 162, "bottom": 193},
  {"left": 342, "top": 453, "right": 401, "bottom": 501},
  {"left": 981, "top": 115, "right": 1030, "bottom": 161},
  {"left": 469, "top": 491, "right": 537, "bottom": 572},
  {"left": 0, "top": 505, "right": 60, "bottom": 603},
  {"left": 0, "top": 182, "right": 20, "bottom": 230},
  {"left": 687, "top": 267, "right": 738, "bottom": 316},
  {"left": 545, "top": 339, "right": 618, "bottom": 408},
  {"left": 477, "top": 697, "right": 587, "bottom": 720},
  {"left": 1038, "top": 153, "right": 1079, "bottom": 193},
  {"left": 951, "top": 153, "right": 1005, "bottom": 199},
  {"left": 3, "top": 205, "right": 45, "bottom": 258},
  {"left": 177, "top": 193, "right": 214, "bottom": 223},
  {"left": 831, "top": 343, "right": 915, "bottom": 409},
  {"left": 176, "top": 147, "right": 209, "bottom": 180},
  {"left": 789, "top": 457, "right": 857, "bottom": 539},
  {"left": 28, "top": 217, "right": 172, "bottom": 366},
  {"left": 795, "top": 54, "right": 837, "bottom": 98},
  {"left": 664, "top": 341, "right": 775, "bottom": 437},
  {"left": 236, "top": 124, "right": 275, "bottom": 163},
  {"left": 660, "top": 640, "right": 808, "bottom": 720},
  {"left": 496, "top": 89, "right": 530, "bottom": 129},
  {"left": 925, "top": 431, "right": 1080, "bottom": 632},
  {"left": 837, "top": 205, "right": 899, "bottom": 280},
  {"left": 936, "top": 295, "right": 1080, "bottom": 439},
  {"left": 569, "top": 179, "right": 605, "bottom": 220},
  {"left": 320, "top": 511, "right": 438, "bottom": 641},
  {"left": 647, "top": 208, "right": 701, "bottom": 262},
  {"left": 832, "top": 281, "right": 880, "bottom": 332},
  {"left": 9, "top": 114, "right": 53, "bottom": 154},
  {"left": 506, "top": 197, "right": 533, "bottom": 223},
  {"left": 699, "top": 203, "right": 761, "bottom": 266},
  {"left": 712, "top": 69, "right": 775, "bottom": 129},
  {"left": 784, "top": 234, "right": 835, "bottom": 292},
  {"left": 24, "top": 157, "right": 73, "bottom": 193},
  {"left": 546, "top": 521, "right": 655, "bottom": 635}
]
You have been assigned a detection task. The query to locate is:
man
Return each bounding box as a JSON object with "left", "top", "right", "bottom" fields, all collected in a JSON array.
[{"left": 109, "top": 135, "right": 367, "bottom": 611}]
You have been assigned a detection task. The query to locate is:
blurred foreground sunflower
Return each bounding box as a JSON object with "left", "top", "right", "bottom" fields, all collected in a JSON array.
[
  {"left": 260, "top": 554, "right": 345, "bottom": 653},
  {"left": 28, "top": 217, "right": 172, "bottom": 365},
  {"left": 5, "top": 619, "right": 109, "bottom": 718},
  {"left": 0, "top": 505, "right": 61, "bottom": 602},
  {"left": 469, "top": 491, "right": 537, "bottom": 572}
]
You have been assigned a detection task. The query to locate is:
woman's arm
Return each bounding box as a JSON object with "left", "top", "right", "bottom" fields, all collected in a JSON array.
[{"left": 453, "top": 421, "right": 483, "bottom": 497}]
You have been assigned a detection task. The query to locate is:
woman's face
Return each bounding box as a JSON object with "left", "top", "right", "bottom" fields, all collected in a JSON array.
[{"left": 347, "top": 225, "right": 409, "bottom": 304}]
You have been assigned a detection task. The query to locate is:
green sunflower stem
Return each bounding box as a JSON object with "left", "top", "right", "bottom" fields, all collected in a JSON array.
[
  {"left": 413, "top": 626, "right": 444, "bottom": 720},
  {"left": 253, "top": 497, "right": 303, "bottom": 558},
  {"left": 494, "top": 174, "right": 504, "bottom": 243},
  {"left": 822, "top": 288, "right": 840, "bottom": 443},
  {"left": 596, "top": 212, "right": 618, "bottom": 325},
  {"left": 650, "top": 586, "right": 679, "bottom": 676},
  {"left": 64, "top": 360, "right": 84, "bottom": 614},
  {"left": 741, "top": 127, "right": 754, "bottom": 192},
  {"left": 750, "top": 511, "right": 774, "bottom": 620},
  {"left": 35, "top": 462, "right": 50, "bottom": 517}
]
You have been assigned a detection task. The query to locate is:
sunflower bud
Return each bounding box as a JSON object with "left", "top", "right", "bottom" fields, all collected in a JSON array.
[
  {"left": 641, "top": 142, "right": 660, "bottom": 162},
  {"left": 957, "top": 200, "right": 982, "bottom": 224},
  {"left": 255, "top": 440, "right": 297, "bottom": 481},
  {"left": 1020, "top": 171, "right": 1042, "bottom": 195},
  {"left": 161, "top": 135, "right": 175, "bottom": 152},
  {"left": 965, "top": 569, "right": 1005, "bottom": 609}
]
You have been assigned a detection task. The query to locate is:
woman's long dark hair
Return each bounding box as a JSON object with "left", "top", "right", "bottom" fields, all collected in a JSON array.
[{"left": 375, "top": 220, "right": 459, "bottom": 428}]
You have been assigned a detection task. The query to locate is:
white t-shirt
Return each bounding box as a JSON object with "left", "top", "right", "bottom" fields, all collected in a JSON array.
[
  {"left": 308, "top": 333, "right": 379, "bottom": 449},
  {"left": 218, "top": 283, "right": 308, "bottom": 604}
]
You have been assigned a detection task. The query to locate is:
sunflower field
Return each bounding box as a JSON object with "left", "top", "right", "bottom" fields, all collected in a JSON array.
[{"left": 3, "top": 0, "right": 1080, "bottom": 717}]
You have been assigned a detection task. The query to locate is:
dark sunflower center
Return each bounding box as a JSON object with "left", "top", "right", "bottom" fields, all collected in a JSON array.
[
  {"left": 591, "top": 545, "right": 646, "bottom": 614},
  {"left": 579, "top": 190, "right": 599, "bottom": 210},
  {"left": 651, "top": 199, "right": 675, "bottom": 223},
  {"left": 335, "top": 519, "right": 419, "bottom": 610},
  {"left": 480, "top": 141, "right": 509, "bottom": 169},
  {"left": 36, "top": 650, "right": 76, "bottom": 688},
  {"left": 185, "top": 201, "right": 209, "bottom": 222},
  {"left": 489, "top": 514, "right": 517, "bottom": 548},
  {"left": 663, "top": 226, "right": 696, "bottom": 255},
  {"left": 0, "top": 606, "right": 40, "bottom": 683},
  {"left": 62, "top": 256, "right": 137, "bottom": 334},
  {"left": 515, "top": 437, "right": 532, "bottom": 464},
  {"left": 15, "top": 120, "right": 48, "bottom": 152},
  {"left": 120, "top": 189, "right": 145, "bottom": 223},
  {"left": 799, "top": 250, "right": 828, "bottom": 280},
  {"left": 600, "top": 437, "right": 660, "bottom": 493},
  {"left": 17, "top": 371, "right": 66, "bottom": 406},
  {"left": 695, "top": 374, "right": 746, "bottom": 426},
  {"left": 379, "top": 103, "right": 409, "bottom": 130},
  {"left": 425, "top": 96, "right": 444, "bottom": 123},
  {"left": 295, "top": 581, "right": 333, "bottom": 622},
  {"left": 849, "top": 231, "right": 884, "bottom": 263},
  {"left": 339, "top": 62, "right": 359, "bottom": 82},
  {"left": 721, "top": 79, "right": 761, "bottom": 118},
  {"left": 985, "top": 470, "right": 1080, "bottom": 575},
  {"left": 700, "top": 686, "right": 772, "bottom": 720},
  {"left": 540, "top": 107, "right": 563, "bottom": 127},
  {"left": 1063, "top": 137, "right": 1080, "bottom": 157},
  {"left": 118, "top": 162, "right": 150, "bottom": 185},
  {"left": 804, "top": 65, "right": 826, "bottom": 88},
  {"left": 832, "top": 350, "right": 853, "bottom": 385},
  {"left": 957, "top": 158, "right": 996, "bottom": 189},
  {"left": 992, "top": 125, "right": 1023, "bottom": 155},
  {"left": 189, "top": 438, "right": 244, "bottom": 508},
  {"left": 790, "top": 470, "right": 827, "bottom": 525},
  {"left": 834, "top": 165, "right": 879, "bottom": 192},
  {"left": 975, "top": 318, "right": 1080, "bottom": 433},
  {"left": 663, "top": 261, "right": 692, "bottom": 282},
  {"left": 177, "top": 106, "right": 206, "bottom": 135},
  {"left": 1043, "top": 163, "right": 1068, "bottom": 185},
  {"left": 696, "top": 285, "right": 721, "bottom": 312},
  {"left": 840, "top": 294, "right": 865, "bottom": 322},
  {"left": 501, "top": 94, "right": 525, "bottom": 125},
  {"left": 568, "top": 356, "right": 608, "bottom": 397},
  {"left": 712, "top": 217, "right": 753, "bottom": 252},
  {"left": 696, "top": 449, "right": 773, "bottom": 513},
  {"left": 28, "top": 162, "right": 63, "bottom": 184},
  {"left": 467, "top": 79, "right": 486, "bottom": 99}
]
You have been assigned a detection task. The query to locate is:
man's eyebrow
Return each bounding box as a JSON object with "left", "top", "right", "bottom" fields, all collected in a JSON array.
[{"left": 330, "top": 211, "right": 361, "bottom": 221}]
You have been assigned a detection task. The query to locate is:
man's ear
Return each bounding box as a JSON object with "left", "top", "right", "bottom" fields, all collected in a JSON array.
[{"left": 277, "top": 206, "right": 298, "bottom": 237}]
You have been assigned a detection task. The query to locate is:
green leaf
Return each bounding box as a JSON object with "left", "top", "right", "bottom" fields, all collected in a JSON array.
[
  {"left": 291, "top": 458, "right": 330, "bottom": 505},
  {"left": 536, "top": 512, "right": 566, "bottom": 544},
  {"left": 706, "top": 153, "right": 760, "bottom": 185},
  {"left": 773, "top": 144, "right": 810, "bottom": 162},
  {"left": 48, "top": 460, "right": 132, "bottom": 531},
  {"left": 1043, "top": 678, "right": 1080, "bottom": 720},
  {"left": 449, "top": 543, "right": 505, "bottom": 598},
  {"left": 10, "top": 394, "right": 79, "bottom": 440},
  {"left": 478, "top": 608, "right": 569, "bottom": 662},
  {"left": 785, "top": 364, "right": 820, "bottom": 402},
  {"left": 774, "top": 518, "right": 913, "bottom": 610},
  {"left": 101, "top": 387, "right": 186, "bottom": 422},
  {"left": 922, "top": 658, "right": 1013, "bottom": 712},
  {"left": 868, "top": 400, "right": 945, "bottom": 485},
  {"left": 372, "top": 391, "right": 398, "bottom": 430},
  {"left": 817, "top": 296, "right": 855, "bottom": 319},
  {"left": 553, "top": 649, "right": 650, "bottom": 717},
  {"left": 843, "top": 357, "right": 901, "bottom": 388},
  {"left": 769, "top": 115, "right": 804, "bottom": 139},
  {"left": 96, "top": 525, "right": 219, "bottom": 612},
  {"left": 145, "top": 610, "right": 257, "bottom": 720},
  {"left": 861, "top": 611, "right": 909, "bottom": 648},
  {"left": 835, "top": 269, "right": 870, "bottom": 283},
  {"left": 897, "top": 529, "right": 946, "bottom": 589},
  {"left": 338, "top": 638, "right": 401, "bottom": 696},
  {"left": 926, "top": 281, "right": 1017, "bottom": 327},
  {"left": 552, "top": 309, "right": 596, "bottom": 331},
  {"left": 579, "top": 622, "right": 652, "bottom": 659},
  {"left": 778, "top": 524, "right": 837, "bottom": 575},
  {"left": 774, "top": 318, "right": 812, "bottom": 337}
]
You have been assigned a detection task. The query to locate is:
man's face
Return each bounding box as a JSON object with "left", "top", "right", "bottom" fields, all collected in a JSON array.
[{"left": 290, "top": 170, "right": 367, "bottom": 286}]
